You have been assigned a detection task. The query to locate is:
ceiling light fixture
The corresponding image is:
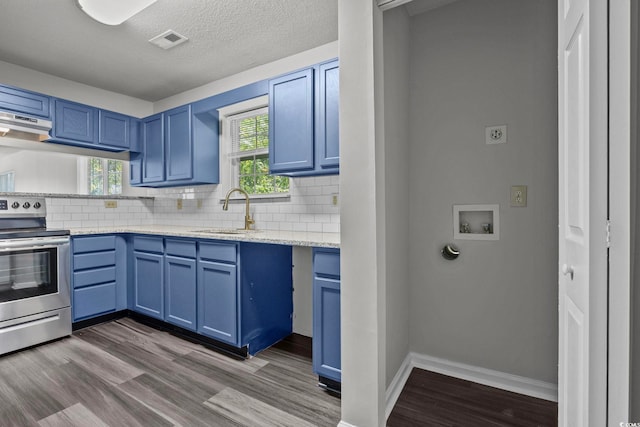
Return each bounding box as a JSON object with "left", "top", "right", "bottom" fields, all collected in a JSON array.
[{"left": 76, "top": 0, "right": 158, "bottom": 26}]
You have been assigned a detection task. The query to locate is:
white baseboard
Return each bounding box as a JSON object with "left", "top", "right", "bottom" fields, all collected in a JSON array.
[
  {"left": 385, "top": 352, "right": 414, "bottom": 419},
  {"left": 385, "top": 352, "right": 558, "bottom": 420}
]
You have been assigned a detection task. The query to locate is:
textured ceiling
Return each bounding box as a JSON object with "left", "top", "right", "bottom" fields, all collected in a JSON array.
[{"left": 0, "top": 0, "right": 338, "bottom": 101}]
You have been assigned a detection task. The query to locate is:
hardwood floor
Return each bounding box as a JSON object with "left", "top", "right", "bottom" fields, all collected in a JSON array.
[
  {"left": 0, "top": 318, "right": 340, "bottom": 427},
  {"left": 387, "top": 368, "right": 558, "bottom": 427},
  {"left": 0, "top": 318, "right": 559, "bottom": 427}
]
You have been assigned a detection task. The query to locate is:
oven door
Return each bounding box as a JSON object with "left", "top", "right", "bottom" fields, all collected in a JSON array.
[{"left": 0, "top": 237, "right": 70, "bottom": 322}]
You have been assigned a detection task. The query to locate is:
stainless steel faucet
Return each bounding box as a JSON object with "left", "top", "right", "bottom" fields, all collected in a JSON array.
[{"left": 222, "top": 187, "right": 255, "bottom": 230}]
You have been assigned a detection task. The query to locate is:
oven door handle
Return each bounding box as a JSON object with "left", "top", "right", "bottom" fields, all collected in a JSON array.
[{"left": 0, "top": 238, "right": 70, "bottom": 251}]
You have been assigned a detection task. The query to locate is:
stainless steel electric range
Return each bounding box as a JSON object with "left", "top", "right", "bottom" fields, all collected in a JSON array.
[{"left": 0, "top": 196, "right": 71, "bottom": 355}]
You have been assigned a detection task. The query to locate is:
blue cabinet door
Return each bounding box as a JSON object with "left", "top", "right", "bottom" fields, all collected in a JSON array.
[
  {"left": 165, "top": 105, "right": 193, "bottom": 181},
  {"left": 54, "top": 99, "right": 96, "bottom": 143},
  {"left": 197, "top": 260, "right": 238, "bottom": 346},
  {"left": 269, "top": 68, "right": 315, "bottom": 173},
  {"left": 73, "top": 282, "right": 117, "bottom": 320},
  {"left": 0, "top": 85, "right": 51, "bottom": 118},
  {"left": 165, "top": 255, "right": 196, "bottom": 331},
  {"left": 129, "top": 151, "right": 142, "bottom": 185},
  {"left": 99, "top": 110, "right": 131, "bottom": 150},
  {"left": 317, "top": 60, "right": 340, "bottom": 169},
  {"left": 312, "top": 248, "right": 341, "bottom": 382},
  {"left": 133, "top": 251, "right": 164, "bottom": 320},
  {"left": 141, "top": 114, "right": 165, "bottom": 183}
]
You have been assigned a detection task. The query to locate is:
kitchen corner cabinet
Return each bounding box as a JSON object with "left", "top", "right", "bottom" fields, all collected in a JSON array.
[
  {"left": 132, "top": 100, "right": 219, "bottom": 188},
  {"left": 50, "top": 98, "right": 135, "bottom": 151},
  {"left": 312, "top": 247, "right": 341, "bottom": 384},
  {"left": 71, "top": 235, "right": 127, "bottom": 322},
  {"left": 132, "top": 236, "right": 164, "bottom": 320},
  {"left": 268, "top": 59, "right": 339, "bottom": 177},
  {"left": 0, "top": 84, "right": 51, "bottom": 119}
]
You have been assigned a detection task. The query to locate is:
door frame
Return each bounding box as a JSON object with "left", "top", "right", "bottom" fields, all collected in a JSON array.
[{"left": 608, "top": 0, "right": 632, "bottom": 423}]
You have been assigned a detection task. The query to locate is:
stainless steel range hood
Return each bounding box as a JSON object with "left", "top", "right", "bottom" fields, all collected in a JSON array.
[{"left": 0, "top": 111, "right": 52, "bottom": 142}]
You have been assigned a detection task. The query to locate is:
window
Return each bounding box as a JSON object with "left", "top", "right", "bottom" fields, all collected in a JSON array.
[
  {"left": 88, "top": 158, "right": 122, "bottom": 195},
  {"left": 0, "top": 171, "right": 15, "bottom": 192},
  {"left": 228, "top": 107, "right": 289, "bottom": 195}
]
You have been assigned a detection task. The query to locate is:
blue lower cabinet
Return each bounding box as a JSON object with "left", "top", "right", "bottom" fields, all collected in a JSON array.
[
  {"left": 132, "top": 251, "right": 164, "bottom": 320},
  {"left": 71, "top": 235, "right": 126, "bottom": 322},
  {"left": 312, "top": 248, "right": 341, "bottom": 382},
  {"left": 165, "top": 255, "right": 196, "bottom": 331},
  {"left": 73, "top": 282, "right": 117, "bottom": 320},
  {"left": 197, "top": 260, "right": 238, "bottom": 345}
]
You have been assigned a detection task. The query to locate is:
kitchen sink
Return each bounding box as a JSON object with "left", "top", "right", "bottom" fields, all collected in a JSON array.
[{"left": 191, "top": 228, "right": 260, "bottom": 235}]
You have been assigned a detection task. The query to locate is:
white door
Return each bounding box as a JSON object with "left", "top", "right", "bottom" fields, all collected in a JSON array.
[{"left": 558, "top": 0, "right": 608, "bottom": 425}]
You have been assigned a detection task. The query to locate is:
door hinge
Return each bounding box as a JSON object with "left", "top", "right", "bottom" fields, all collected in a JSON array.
[{"left": 606, "top": 220, "right": 611, "bottom": 247}]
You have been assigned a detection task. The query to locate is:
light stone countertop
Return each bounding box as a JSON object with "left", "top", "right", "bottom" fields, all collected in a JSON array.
[{"left": 69, "top": 225, "right": 340, "bottom": 248}]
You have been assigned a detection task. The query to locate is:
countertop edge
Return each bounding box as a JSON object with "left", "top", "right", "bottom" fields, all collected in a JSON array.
[{"left": 69, "top": 227, "right": 340, "bottom": 248}]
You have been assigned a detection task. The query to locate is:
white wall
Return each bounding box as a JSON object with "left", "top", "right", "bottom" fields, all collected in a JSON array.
[
  {"left": 0, "top": 60, "right": 152, "bottom": 117},
  {"left": 407, "top": 0, "right": 558, "bottom": 383},
  {"left": 339, "top": 0, "right": 387, "bottom": 425},
  {"left": 0, "top": 149, "right": 78, "bottom": 194},
  {"left": 383, "top": 6, "right": 411, "bottom": 388}
]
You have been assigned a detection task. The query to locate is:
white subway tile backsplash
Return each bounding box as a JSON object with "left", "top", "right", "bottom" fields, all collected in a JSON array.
[{"left": 44, "top": 175, "right": 339, "bottom": 233}]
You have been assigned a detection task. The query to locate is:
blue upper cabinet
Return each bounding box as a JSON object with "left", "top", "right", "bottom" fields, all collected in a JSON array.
[
  {"left": 53, "top": 99, "right": 96, "bottom": 143},
  {"left": 132, "top": 100, "right": 220, "bottom": 188},
  {"left": 49, "top": 97, "right": 136, "bottom": 152},
  {"left": 317, "top": 60, "right": 340, "bottom": 170},
  {"left": 141, "top": 113, "right": 165, "bottom": 183},
  {"left": 99, "top": 110, "right": 133, "bottom": 150},
  {"left": 269, "top": 68, "right": 315, "bottom": 174},
  {"left": 0, "top": 84, "right": 51, "bottom": 119},
  {"left": 165, "top": 105, "right": 193, "bottom": 182},
  {"left": 268, "top": 59, "right": 340, "bottom": 177}
]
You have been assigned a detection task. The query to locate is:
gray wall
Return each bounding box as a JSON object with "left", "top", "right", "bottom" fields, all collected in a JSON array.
[
  {"left": 383, "top": 6, "right": 411, "bottom": 387},
  {"left": 407, "top": 0, "right": 558, "bottom": 383},
  {"left": 632, "top": 0, "right": 640, "bottom": 419}
]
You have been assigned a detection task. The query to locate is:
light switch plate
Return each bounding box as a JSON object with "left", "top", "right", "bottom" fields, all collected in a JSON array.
[
  {"left": 510, "top": 185, "right": 527, "bottom": 207},
  {"left": 104, "top": 200, "right": 117, "bottom": 208}
]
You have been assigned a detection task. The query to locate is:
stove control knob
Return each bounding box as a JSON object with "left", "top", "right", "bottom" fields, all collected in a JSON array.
[
  {"left": 22, "top": 202, "right": 30, "bottom": 209},
  {"left": 11, "top": 202, "right": 19, "bottom": 209},
  {"left": 33, "top": 202, "right": 41, "bottom": 209}
]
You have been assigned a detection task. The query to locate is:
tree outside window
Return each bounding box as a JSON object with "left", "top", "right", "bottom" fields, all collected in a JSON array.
[
  {"left": 88, "top": 158, "right": 122, "bottom": 195},
  {"left": 231, "top": 110, "right": 288, "bottom": 195}
]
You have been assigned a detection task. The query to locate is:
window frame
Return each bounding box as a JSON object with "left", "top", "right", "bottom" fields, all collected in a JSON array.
[
  {"left": 218, "top": 96, "right": 290, "bottom": 201},
  {"left": 82, "top": 157, "right": 123, "bottom": 196}
]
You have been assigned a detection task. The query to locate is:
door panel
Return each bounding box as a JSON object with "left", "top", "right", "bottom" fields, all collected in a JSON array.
[
  {"left": 197, "top": 261, "right": 237, "bottom": 345},
  {"left": 165, "top": 255, "right": 196, "bottom": 330},
  {"left": 558, "top": 0, "right": 608, "bottom": 424}
]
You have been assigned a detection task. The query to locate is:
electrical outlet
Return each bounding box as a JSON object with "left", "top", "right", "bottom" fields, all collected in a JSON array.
[
  {"left": 177, "top": 199, "right": 183, "bottom": 210},
  {"left": 486, "top": 124, "right": 508, "bottom": 145},
  {"left": 197, "top": 199, "right": 203, "bottom": 209},
  {"left": 332, "top": 194, "right": 339, "bottom": 206},
  {"left": 104, "top": 200, "right": 117, "bottom": 208},
  {"left": 510, "top": 185, "right": 527, "bottom": 207}
]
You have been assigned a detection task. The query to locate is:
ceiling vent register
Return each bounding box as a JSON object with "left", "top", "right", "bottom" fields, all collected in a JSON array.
[{"left": 149, "top": 30, "right": 189, "bottom": 50}]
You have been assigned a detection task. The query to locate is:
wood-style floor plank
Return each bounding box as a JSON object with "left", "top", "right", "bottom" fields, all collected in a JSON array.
[
  {"left": 387, "top": 368, "right": 558, "bottom": 427},
  {"left": 0, "top": 319, "right": 340, "bottom": 427}
]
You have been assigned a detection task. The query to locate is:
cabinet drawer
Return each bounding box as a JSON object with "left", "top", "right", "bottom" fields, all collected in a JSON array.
[
  {"left": 165, "top": 239, "right": 196, "bottom": 258},
  {"left": 133, "top": 236, "right": 164, "bottom": 253},
  {"left": 74, "top": 251, "right": 116, "bottom": 271},
  {"left": 199, "top": 242, "right": 237, "bottom": 264},
  {"left": 313, "top": 249, "right": 340, "bottom": 278},
  {"left": 73, "top": 235, "right": 116, "bottom": 254},
  {"left": 73, "top": 282, "right": 116, "bottom": 320},
  {"left": 73, "top": 266, "right": 116, "bottom": 289}
]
